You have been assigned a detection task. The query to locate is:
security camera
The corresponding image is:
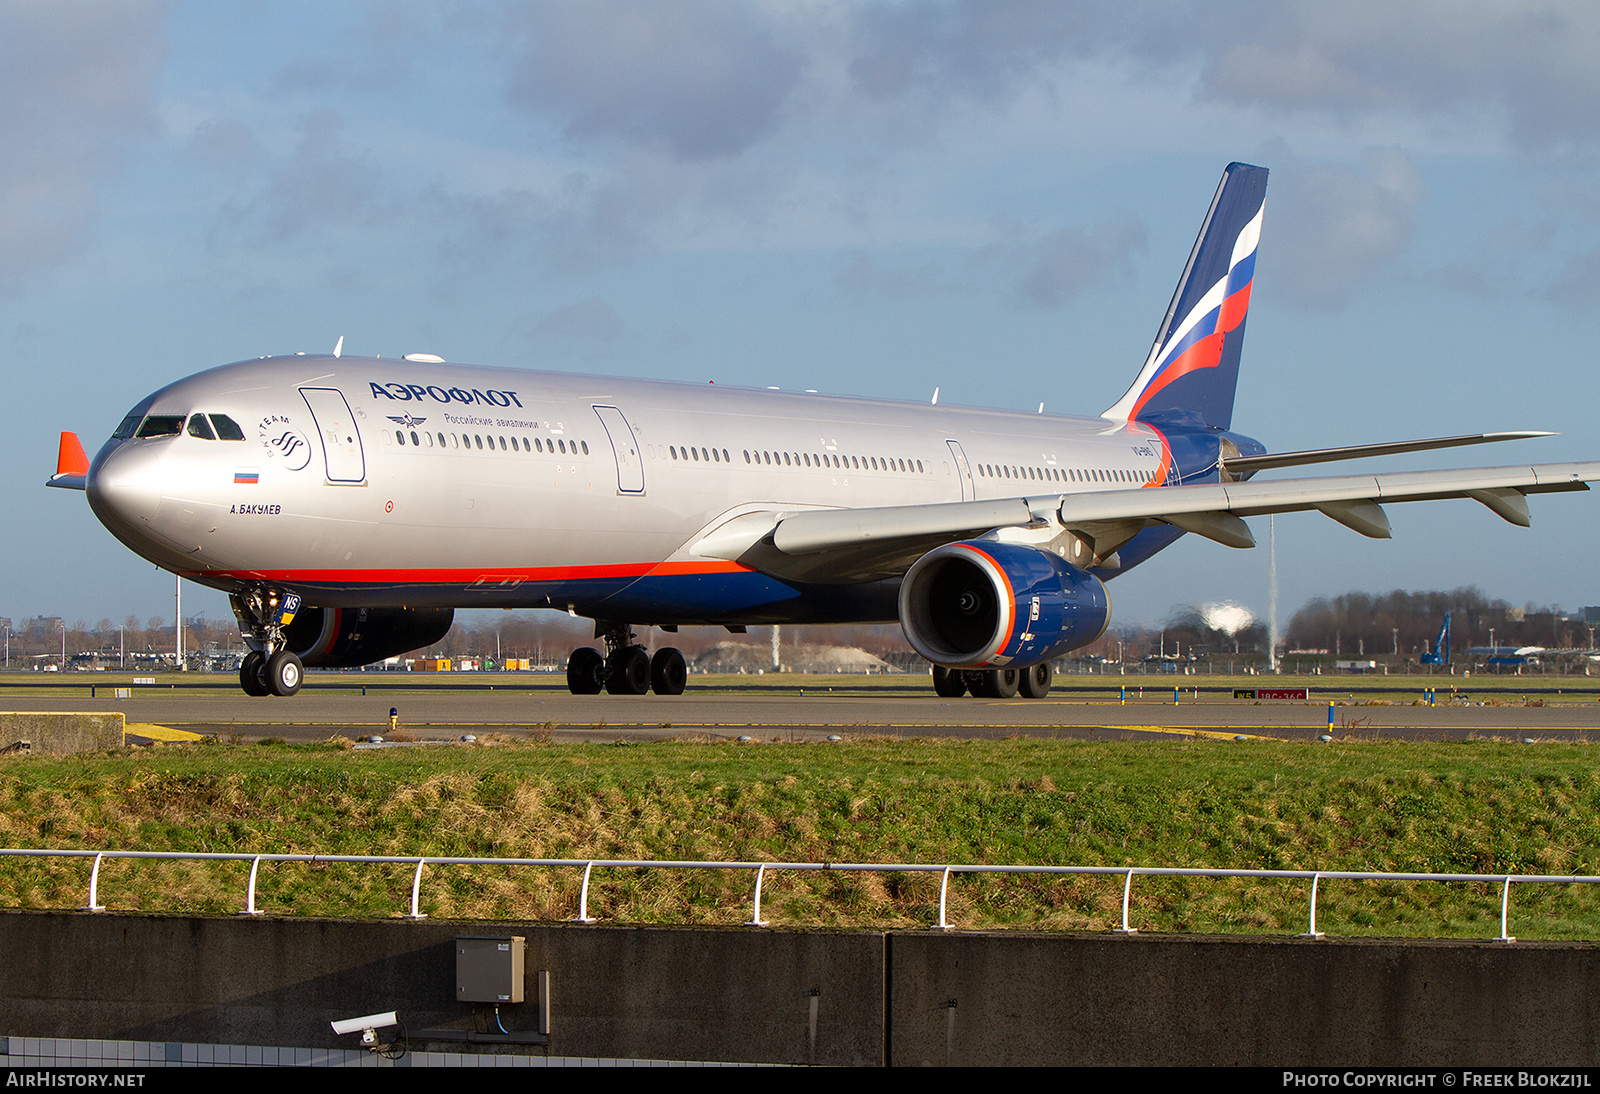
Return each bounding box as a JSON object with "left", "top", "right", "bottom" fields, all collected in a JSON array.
[{"left": 330, "top": 1011, "right": 399, "bottom": 1047}]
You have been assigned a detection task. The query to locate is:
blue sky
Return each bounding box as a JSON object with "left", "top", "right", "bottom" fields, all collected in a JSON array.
[{"left": 7, "top": 1, "right": 1600, "bottom": 634}]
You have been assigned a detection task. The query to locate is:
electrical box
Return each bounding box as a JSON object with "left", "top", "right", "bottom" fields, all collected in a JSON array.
[{"left": 456, "top": 936, "right": 525, "bottom": 1003}]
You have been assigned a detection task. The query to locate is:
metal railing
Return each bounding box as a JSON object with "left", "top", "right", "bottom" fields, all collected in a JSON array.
[{"left": 1, "top": 847, "right": 1594, "bottom": 941}]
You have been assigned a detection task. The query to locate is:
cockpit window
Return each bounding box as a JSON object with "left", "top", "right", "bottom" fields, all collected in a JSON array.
[
  {"left": 186, "top": 414, "right": 216, "bottom": 440},
  {"left": 135, "top": 416, "right": 185, "bottom": 438},
  {"left": 209, "top": 414, "right": 245, "bottom": 440},
  {"left": 112, "top": 414, "right": 143, "bottom": 440}
]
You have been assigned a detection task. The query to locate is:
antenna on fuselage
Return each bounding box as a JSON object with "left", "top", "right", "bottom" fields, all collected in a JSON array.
[
  {"left": 333, "top": 335, "right": 344, "bottom": 358},
  {"left": 1038, "top": 403, "right": 1044, "bottom": 413},
  {"left": 931, "top": 387, "right": 939, "bottom": 405}
]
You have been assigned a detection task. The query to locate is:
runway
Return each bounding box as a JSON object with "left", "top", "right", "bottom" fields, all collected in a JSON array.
[{"left": 4, "top": 673, "right": 1598, "bottom": 744}]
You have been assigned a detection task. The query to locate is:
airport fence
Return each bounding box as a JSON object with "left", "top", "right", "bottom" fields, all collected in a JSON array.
[{"left": 3, "top": 847, "right": 1599, "bottom": 941}]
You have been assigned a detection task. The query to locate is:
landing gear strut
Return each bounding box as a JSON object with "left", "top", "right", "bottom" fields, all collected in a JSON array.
[
  {"left": 565, "top": 622, "right": 687, "bottom": 696},
  {"left": 230, "top": 588, "right": 304, "bottom": 697}
]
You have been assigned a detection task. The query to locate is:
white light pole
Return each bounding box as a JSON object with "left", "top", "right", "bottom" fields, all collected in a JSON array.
[{"left": 175, "top": 573, "right": 184, "bottom": 671}]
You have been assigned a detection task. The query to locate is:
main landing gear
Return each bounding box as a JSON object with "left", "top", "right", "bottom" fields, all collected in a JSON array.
[
  {"left": 932, "top": 661, "right": 1052, "bottom": 699},
  {"left": 231, "top": 588, "right": 304, "bottom": 697},
  {"left": 566, "top": 622, "right": 687, "bottom": 696}
]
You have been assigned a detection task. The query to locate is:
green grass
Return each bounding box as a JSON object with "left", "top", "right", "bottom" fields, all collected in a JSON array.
[{"left": 4, "top": 735, "right": 1600, "bottom": 939}]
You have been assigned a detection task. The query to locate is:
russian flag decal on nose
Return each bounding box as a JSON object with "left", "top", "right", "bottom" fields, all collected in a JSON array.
[{"left": 234, "top": 469, "right": 260, "bottom": 484}]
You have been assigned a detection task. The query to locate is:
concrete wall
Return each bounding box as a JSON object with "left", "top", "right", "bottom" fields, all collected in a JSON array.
[
  {"left": 0, "top": 712, "right": 122, "bottom": 755},
  {"left": 3, "top": 911, "right": 1598, "bottom": 1066},
  {"left": 1, "top": 913, "right": 882, "bottom": 1066}
]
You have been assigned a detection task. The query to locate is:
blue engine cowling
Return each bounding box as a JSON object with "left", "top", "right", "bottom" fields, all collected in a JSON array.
[
  {"left": 282, "top": 606, "right": 454, "bottom": 668},
  {"left": 898, "top": 541, "right": 1110, "bottom": 669}
]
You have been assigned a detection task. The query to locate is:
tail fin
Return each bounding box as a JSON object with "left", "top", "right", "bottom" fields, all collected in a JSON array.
[{"left": 1103, "top": 162, "right": 1268, "bottom": 430}]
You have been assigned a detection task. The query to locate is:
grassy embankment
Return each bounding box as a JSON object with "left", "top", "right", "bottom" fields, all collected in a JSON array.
[{"left": 3, "top": 735, "right": 1600, "bottom": 940}]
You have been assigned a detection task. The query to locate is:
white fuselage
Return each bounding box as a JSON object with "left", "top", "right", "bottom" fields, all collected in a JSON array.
[{"left": 88, "top": 355, "right": 1179, "bottom": 621}]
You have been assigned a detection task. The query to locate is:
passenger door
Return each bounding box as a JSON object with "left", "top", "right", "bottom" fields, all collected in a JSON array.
[
  {"left": 300, "top": 387, "right": 367, "bottom": 484},
  {"left": 593, "top": 405, "right": 645, "bottom": 494}
]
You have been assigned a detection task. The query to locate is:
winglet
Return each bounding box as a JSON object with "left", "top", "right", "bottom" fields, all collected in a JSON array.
[{"left": 47, "top": 431, "right": 89, "bottom": 490}]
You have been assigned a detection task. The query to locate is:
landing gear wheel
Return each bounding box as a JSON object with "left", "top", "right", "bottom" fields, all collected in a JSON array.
[
  {"left": 606, "top": 645, "right": 651, "bottom": 695},
  {"left": 1020, "top": 662, "right": 1052, "bottom": 699},
  {"left": 650, "top": 647, "right": 687, "bottom": 695},
  {"left": 970, "top": 668, "right": 1019, "bottom": 699},
  {"left": 991, "top": 668, "right": 1020, "bottom": 698},
  {"left": 932, "top": 665, "right": 967, "bottom": 697},
  {"left": 240, "top": 651, "right": 270, "bottom": 697},
  {"left": 265, "top": 650, "right": 303, "bottom": 697},
  {"left": 566, "top": 647, "right": 604, "bottom": 694}
]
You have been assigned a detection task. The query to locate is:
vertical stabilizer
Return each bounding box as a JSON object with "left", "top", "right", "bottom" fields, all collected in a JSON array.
[{"left": 1103, "top": 162, "right": 1268, "bottom": 430}]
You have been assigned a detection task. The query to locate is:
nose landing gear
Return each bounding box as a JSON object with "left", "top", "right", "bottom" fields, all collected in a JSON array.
[{"left": 230, "top": 588, "right": 305, "bottom": 697}]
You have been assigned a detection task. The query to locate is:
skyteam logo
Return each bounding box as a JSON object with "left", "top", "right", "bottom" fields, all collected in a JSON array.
[{"left": 256, "top": 414, "right": 312, "bottom": 471}]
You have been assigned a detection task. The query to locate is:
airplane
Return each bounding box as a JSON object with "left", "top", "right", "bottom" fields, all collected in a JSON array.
[{"left": 46, "top": 162, "right": 1600, "bottom": 699}]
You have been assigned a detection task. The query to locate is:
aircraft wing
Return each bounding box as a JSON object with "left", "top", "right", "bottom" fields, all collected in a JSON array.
[{"left": 696, "top": 461, "right": 1600, "bottom": 584}]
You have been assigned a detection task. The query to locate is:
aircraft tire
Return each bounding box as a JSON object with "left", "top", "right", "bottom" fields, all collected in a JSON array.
[
  {"left": 932, "top": 665, "right": 967, "bottom": 697},
  {"left": 240, "top": 651, "right": 270, "bottom": 697},
  {"left": 987, "top": 668, "right": 1020, "bottom": 699},
  {"left": 1019, "top": 662, "right": 1052, "bottom": 699},
  {"left": 606, "top": 645, "right": 651, "bottom": 695},
  {"left": 265, "top": 650, "right": 303, "bottom": 697},
  {"left": 566, "top": 647, "right": 604, "bottom": 694},
  {"left": 650, "top": 647, "right": 687, "bottom": 695}
]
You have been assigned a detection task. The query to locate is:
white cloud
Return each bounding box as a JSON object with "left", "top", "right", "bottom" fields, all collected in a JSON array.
[
  {"left": 1266, "top": 146, "right": 1424, "bottom": 310},
  {"left": 501, "top": 0, "right": 808, "bottom": 161},
  {"left": 0, "top": 1, "right": 168, "bottom": 293}
]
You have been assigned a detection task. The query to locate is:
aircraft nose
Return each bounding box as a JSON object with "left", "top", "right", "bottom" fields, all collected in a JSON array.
[{"left": 86, "top": 441, "right": 163, "bottom": 533}]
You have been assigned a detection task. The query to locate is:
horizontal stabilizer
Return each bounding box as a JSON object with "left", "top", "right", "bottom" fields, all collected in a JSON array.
[
  {"left": 1223, "top": 432, "right": 1552, "bottom": 475},
  {"left": 46, "top": 431, "right": 89, "bottom": 491}
]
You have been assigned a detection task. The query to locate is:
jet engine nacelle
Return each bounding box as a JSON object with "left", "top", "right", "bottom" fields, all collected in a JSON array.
[
  {"left": 898, "top": 541, "right": 1109, "bottom": 669},
  {"left": 281, "top": 606, "right": 454, "bottom": 668}
]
